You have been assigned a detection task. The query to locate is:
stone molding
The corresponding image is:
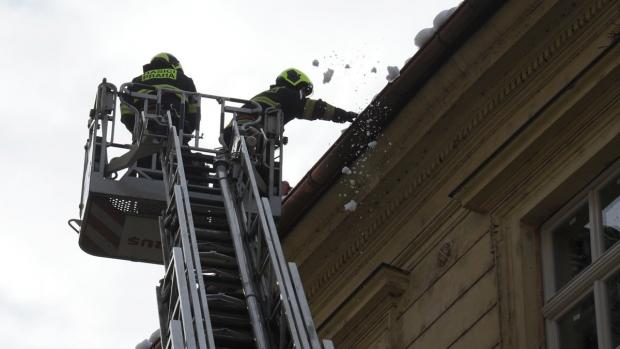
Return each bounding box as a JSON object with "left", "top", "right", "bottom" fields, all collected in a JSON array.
[{"left": 318, "top": 264, "right": 408, "bottom": 348}]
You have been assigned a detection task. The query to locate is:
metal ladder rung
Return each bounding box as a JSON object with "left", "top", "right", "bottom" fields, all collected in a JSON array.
[
  {"left": 194, "top": 228, "right": 231, "bottom": 242},
  {"left": 199, "top": 251, "right": 238, "bottom": 269},
  {"left": 206, "top": 293, "right": 247, "bottom": 312}
]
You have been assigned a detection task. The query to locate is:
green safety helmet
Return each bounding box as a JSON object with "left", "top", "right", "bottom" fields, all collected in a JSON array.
[
  {"left": 276, "top": 68, "right": 313, "bottom": 96},
  {"left": 150, "top": 52, "right": 183, "bottom": 71}
]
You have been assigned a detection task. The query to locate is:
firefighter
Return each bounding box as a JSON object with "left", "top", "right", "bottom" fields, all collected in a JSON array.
[
  {"left": 224, "top": 68, "right": 357, "bottom": 144},
  {"left": 120, "top": 53, "right": 200, "bottom": 140}
]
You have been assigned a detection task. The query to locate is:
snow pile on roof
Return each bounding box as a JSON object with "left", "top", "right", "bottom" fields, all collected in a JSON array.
[
  {"left": 414, "top": 28, "right": 435, "bottom": 48},
  {"left": 386, "top": 66, "right": 400, "bottom": 82},
  {"left": 434, "top": 8, "right": 457, "bottom": 27},
  {"left": 414, "top": 7, "right": 457, "bottom": 48},
  {"left": 344, "top": 200, "right": 358, "bottom": 212},
  {"left": 323, "top": 68, "right": 335, "bottom": 84}
]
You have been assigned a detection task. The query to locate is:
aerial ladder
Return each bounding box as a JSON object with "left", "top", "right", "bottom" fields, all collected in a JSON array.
[{"left": 70, "top": 80, "right": 334, "bottom": 349}]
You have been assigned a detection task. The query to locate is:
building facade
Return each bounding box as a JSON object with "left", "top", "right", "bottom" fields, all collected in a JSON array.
[{"left": 281, "top": 0, "right": 620, "bottom": 348}]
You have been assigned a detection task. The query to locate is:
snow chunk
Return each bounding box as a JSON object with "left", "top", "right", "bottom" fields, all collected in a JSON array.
[
  {"left": 342, "top": 166, "right": 352, "bottom": 175},
  {"left": 414, "top": 27, "right": 435, "bottom": 48},
  {"left": 312, "top": 59, "right": 319, "bottom": 67},
  {"left": 433, "top": 7, "right": 457, "bottom": 28},
  {"left": 368, "top": 141, "right": 378, "bottom": 149},
  {"left": 136, "top": 339, "right": 151, "bottom": 349},
  {"left": 386, "top": 66, "right": 400, "bottom": 82},
  {"left": 345, "top": 64, "right": 351, "bottom": 69},
  {"left": 323, "top": 68, "right": 334, "bottom": 84},
  {"left": 371, "top": 67, "right": 377, "bottom": 73},
  {"left": 344, "top": 200, "right": 358, "bottom": 212}
]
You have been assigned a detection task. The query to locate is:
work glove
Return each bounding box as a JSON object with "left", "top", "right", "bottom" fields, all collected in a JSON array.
[
  {"left": 344, "top": 111, "right": 358, "bottom": 122},
  {"left": 333, "top": 108, "right": 358, "bottom": 123}
]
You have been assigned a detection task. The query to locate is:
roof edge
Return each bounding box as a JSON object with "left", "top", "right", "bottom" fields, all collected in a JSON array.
[{"left": 280, "top": 0, "right": 507, "bottom": 235}]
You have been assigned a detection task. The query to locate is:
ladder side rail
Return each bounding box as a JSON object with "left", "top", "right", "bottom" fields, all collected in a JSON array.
[
  {"left": 79, "top": 120, "right": 96, "bottom": 219},
  {"left": 158, "top": 140, "right": 185, "bottom": 347},
  {"left": 192, "top": 93, "right": 200, "bottom": 148},
  {"left": 156, "top": 284, "right": 168, "bottom": 347},
  {"left": 160, "top": 124, "right": 215, "bottom": 349},
  {"left": 261, "top": 108, "right": 284, "bottom": 203},
  {"left": 108, "top": 86, "right": 117, "bottom": 144},
  {"left": 170, "top": 247, "right": 199, "bottom": 349},
  {"left": 93, "top": 81, "right": 117, "bottom": 174},
  {"left": 261, "top": 197, "right": 320, "bottom": 348},
  {"left": 159, "top": 215, "right": 173, "bottom": 269},
  {"left": 234, "top": 131, "right": 309, "bottom": 349},
  {"left": 177, "top": 94, "right": 186, "bottom": 141},
  {"left": 215, "top": 160, "right": 272, "bottom": 349},
  {"left": 96, "top": 100, "right": 108, "bottom": 175},
  {"left": 158, "top": 234, "right": 177, "bottom": 345},
  {"left": 79, "top": 80, "right": 116, "bottom": 218},
  {"left": 167, "top": 124, "right": 216, "bottom": 349},
  {"left": 173, "top": 184, "right": 214, "bottom": 349},
  {"left": 157, "top": 216, "right": 174, "bottom": 344},
  {"left": 234, "top": 152, "right": 277, "bottom": 324},
  {"left": 167, "top": 320, "right": 186, "bottom": 349},
  {"left": 288, "top": 262, "right": 323, "bottom": 348},
  {"left": 228, "top": 138, "right": 290, "bottom": 344},
  {"left": 229, "top": 122, "right": 308, "bottom": 348}
]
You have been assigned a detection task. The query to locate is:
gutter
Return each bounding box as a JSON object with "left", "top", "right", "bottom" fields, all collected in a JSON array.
[{"left": 280, "top": 0, "right": 507, "bottom": 235}]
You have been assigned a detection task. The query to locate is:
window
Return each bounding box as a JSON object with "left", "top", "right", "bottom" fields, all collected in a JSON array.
[{"left": 542, "top": 164, "right": 620, "bottom": 349}]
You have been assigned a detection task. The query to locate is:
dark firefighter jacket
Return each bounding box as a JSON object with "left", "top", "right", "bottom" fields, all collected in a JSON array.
[
  {"left": 239, "top": 85, "right": 356, "bottom": 125},
  {"left": 120, "top": 61, "right": 200, "bottom": 134}
]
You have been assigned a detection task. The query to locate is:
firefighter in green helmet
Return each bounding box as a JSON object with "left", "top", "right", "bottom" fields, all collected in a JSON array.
[
  {"left": 120, "top": 52, "right": 200, "bottom": 141},
  {"left": 224, "top": 68, "right": 357, "bottom": 143}
]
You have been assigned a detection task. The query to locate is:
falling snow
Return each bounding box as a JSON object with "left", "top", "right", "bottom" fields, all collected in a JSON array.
[
  {"left": 386, "top": 66, "right": 400, "bottom": 82},
  {"left": 344, "top": 200, "right": 358, "bottom": 212},
  {"left": 342, "top": 166, "right": 352, "bottom": 175},
  {"left": 323, "top": 68, "right": 335, "bottom": 84},
  {"left": 312, "top": 59, "right": 319, "bottom": 67}
]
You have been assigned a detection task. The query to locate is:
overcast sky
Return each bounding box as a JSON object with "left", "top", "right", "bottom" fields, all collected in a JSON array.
[{"left": 0, "top": 0, "right": 461, "bottom": 347}]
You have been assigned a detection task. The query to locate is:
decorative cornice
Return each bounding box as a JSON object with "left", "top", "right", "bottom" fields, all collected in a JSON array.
[
  {"left": 451, "top": 0, "right": 618, "bottom": 208},
  {"left": 318, "top": 264, "right": 408, "bottom": 340}
]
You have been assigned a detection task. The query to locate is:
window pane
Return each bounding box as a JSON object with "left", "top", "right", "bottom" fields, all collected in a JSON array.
[
  {"left": 557, "top": 294, "right": 598, "bottom": 349},
  {"left": 608, "top": 271, "right": 620, "bottom": 347},
  {"left": 553, "top": 203, "right": 592, "bottom": 290},
  {"left": 600, "top": 175, "right": 620, "bottom": 251}
]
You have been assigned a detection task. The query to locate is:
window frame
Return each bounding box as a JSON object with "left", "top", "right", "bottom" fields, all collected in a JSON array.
[{"left": 541, "top": 161, "right": 620, "bottom": 349}]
